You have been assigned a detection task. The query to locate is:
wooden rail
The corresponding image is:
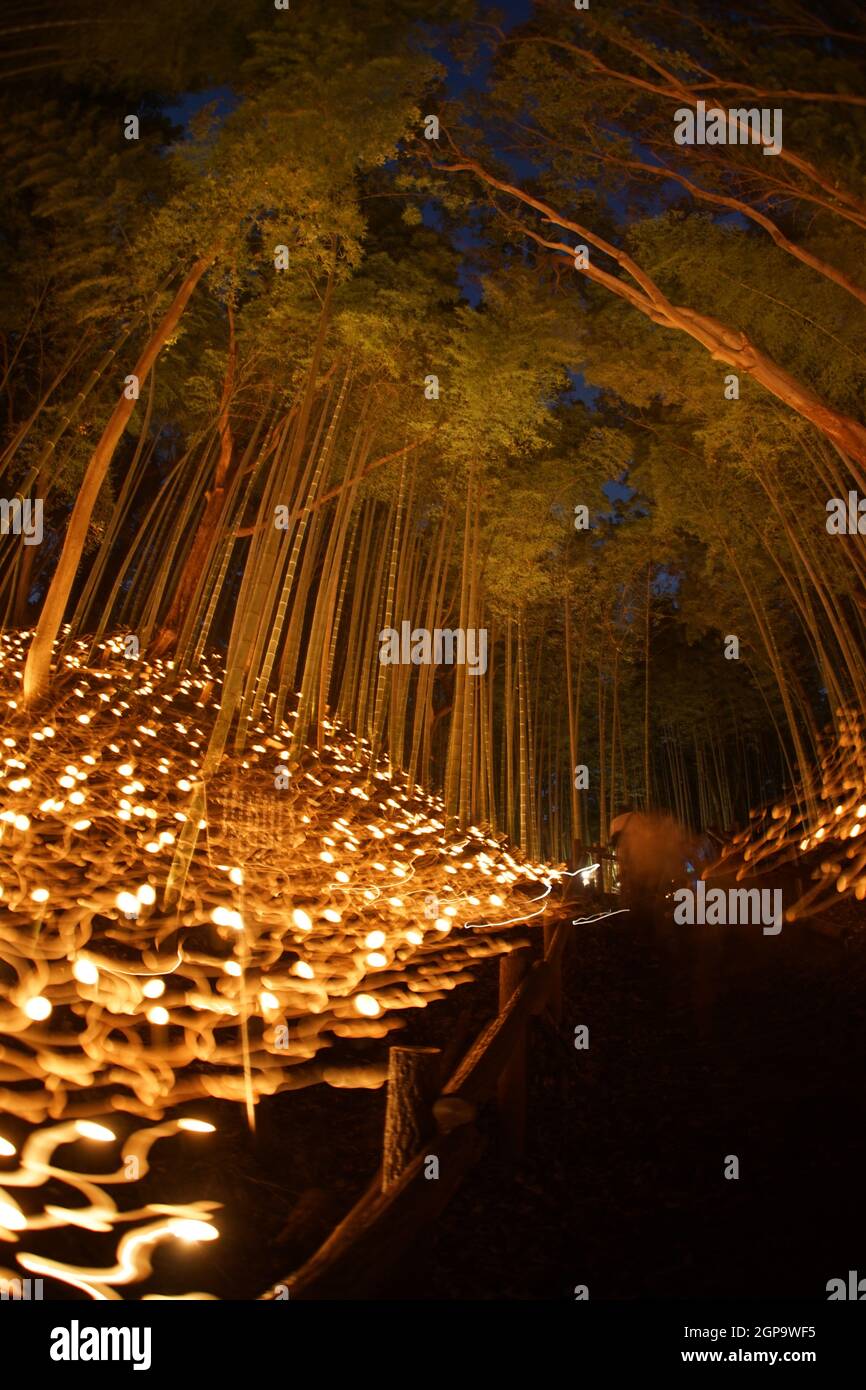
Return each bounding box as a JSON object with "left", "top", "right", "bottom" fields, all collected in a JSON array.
[{"left": 260, "top": 904, "right": 575, "bottom": 1300}]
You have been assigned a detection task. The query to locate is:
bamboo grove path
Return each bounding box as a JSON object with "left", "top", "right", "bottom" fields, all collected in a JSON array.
[{"left": 380, "top": 908, "right": 866, "bottom": 1300}]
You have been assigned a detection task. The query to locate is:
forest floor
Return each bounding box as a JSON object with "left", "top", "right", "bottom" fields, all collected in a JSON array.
[
  {"left": 383, "top": 899, "right": 866, "bottom": 1301},
  {"left": 0, "top": 636, "right": 555, "bottom": 1301},
  {"left": 82, "top": 889, "right": 863, "bottom": 1302},
  {"left": 4, "top": 635, "right": 863, "bottom": 1300}
]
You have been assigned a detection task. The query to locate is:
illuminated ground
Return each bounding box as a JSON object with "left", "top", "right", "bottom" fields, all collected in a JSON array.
[
  {"left": 716, "top": 705, "right": 866, "bottom": 919},
  {"left": 0, "top": 632, "right": 558, "bottom": 1298}
]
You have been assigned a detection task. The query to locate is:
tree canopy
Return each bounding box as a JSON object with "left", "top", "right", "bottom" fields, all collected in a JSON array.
[{"left": 3, "top": 0, "right": 866, "bottom": 867}]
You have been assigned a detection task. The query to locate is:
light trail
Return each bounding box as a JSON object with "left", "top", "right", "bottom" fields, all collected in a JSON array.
[
  {"left": 0, "top": 630, "right": 562, "bottom": 1297},
  {"left": 713, "top": 705, "right": 866, "bottom": 920}
]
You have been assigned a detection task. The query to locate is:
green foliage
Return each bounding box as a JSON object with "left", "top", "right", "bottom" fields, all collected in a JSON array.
[{"left": 5, "top": 0, "right": 866, "bottom": 837}]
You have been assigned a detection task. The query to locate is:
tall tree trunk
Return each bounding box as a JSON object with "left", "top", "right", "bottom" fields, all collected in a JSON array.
[
  {"left": 505, "top": 617, "right": 515, "bottom": 842},
  {"left": 517, "top": 613, "right": 529, "bottom": 853},
  {"left": 597, "top": 662, "right": 607, "bottom": 845},
  {"left": 564, "top": 595, "right": 579, "bottom": 843},
  {"left": 609, "top": 645, "right": 619, "bottom": 832},
  {"left": 23, "top": 253, "right": 216, "bottom": 705},
  {"left": 12, "top": 532, "right": 38, "bottom": 625},
  {"left": 152, "top": 303, "right": 236, "bottom": 656},
  {"left": 439, "top": 155, "right": 866, "bottom": 470},
  {"left": 644, "top": 561, "right": 652, "bottom": 810}
]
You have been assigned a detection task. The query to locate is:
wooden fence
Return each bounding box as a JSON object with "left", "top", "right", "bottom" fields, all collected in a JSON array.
[{"left": 259, "top": 901, "right": 575, "bottom": 1300}]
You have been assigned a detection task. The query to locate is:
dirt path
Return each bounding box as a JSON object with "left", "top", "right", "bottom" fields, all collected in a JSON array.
[{"left": 383, "top": 908, "right": 866, "bottom": 1299}]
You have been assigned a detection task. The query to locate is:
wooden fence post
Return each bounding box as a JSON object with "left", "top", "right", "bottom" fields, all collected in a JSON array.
[
  {"left": 382, "top": 1046, "right": 442, "bottom": 1192},
  {"left": 543, "top": 919, "right": 562, "bottom": 1023},
  {"left": 497, "top": 948, "right": 530, "bottom": 1161}
]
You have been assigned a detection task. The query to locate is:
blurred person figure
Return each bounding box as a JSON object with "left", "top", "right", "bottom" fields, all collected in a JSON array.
[{"left": 609, "top": 805, "right": 695, "bottom": 918}]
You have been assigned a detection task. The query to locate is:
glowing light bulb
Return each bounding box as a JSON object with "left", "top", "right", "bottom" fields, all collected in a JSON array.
[
  {"left": 177, "top": 1119, "right": 215, "bottom": 1133},
  {"left": 142, "top": 979, "right": 165, "bottom": 999},
  {"left": 211, "top": 907, "right": 243, "bottom": 930},
  {"left": 292, "top": 908, "right": 312, "bottom": 933},
  {"left": 170, "top": 1219, "right": 218, "bottom": 1243},
  {"left": 24, "top": 996, "right": 51, "bottom": 1021},
  {"left": 0, "top": 1201, "right": 26, "bottom": 1230},
  {"left": 76, "top": 1121, "right": 114, "bottom": 1142},
  {"left": 73, "top": 959, "right": 99, "bottom": 986},
  {"left": 147, "top": 1005, "right": 169, "bottom": 1025},
  {"left": 355, "top": 995, "right": 380, "bottom": 1018}
]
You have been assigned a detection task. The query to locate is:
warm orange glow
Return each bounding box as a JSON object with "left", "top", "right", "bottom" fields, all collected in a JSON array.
[{"left": 0, "top": 632, "right": 555, "bottom": 1298}]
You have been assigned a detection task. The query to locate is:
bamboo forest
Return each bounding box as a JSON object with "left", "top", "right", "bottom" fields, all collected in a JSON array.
[{"left": 1, "top": 0, "right": 865, "bottom": 1342}]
